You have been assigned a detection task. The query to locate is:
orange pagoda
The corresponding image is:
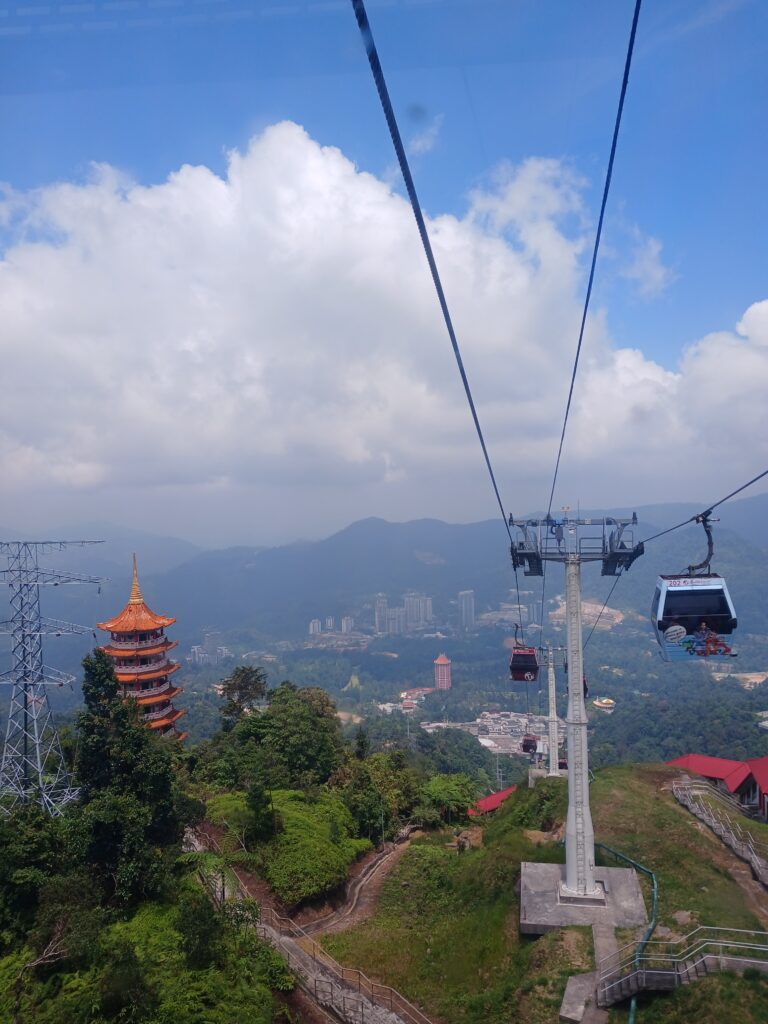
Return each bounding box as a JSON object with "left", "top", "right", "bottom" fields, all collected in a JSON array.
[{"left": 97, "top": 556, "right": 187, "bottom": 741}]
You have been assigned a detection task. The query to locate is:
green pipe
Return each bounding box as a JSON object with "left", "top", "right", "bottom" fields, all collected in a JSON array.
[{"left": 595, "top": 843, "right": 658, "bottom": 1024}]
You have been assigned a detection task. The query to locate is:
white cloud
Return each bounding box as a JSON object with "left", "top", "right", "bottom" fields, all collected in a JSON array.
[
  {"left": 406, "top": 113, "right": 444, "bottom": 157},
  {"left": 0, "top": 121, "right": 765, "bottom": 543},
  {"left": 621, "top": 232, "right": 676, "bottom": 298}
]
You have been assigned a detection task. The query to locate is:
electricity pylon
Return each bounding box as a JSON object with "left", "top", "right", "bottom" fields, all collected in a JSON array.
[
  {"left": 0, "top": 541, "right": 103, "bottom": 816},
  {"left": 509, "top": 512, "right": 642, "bottom": 898}
]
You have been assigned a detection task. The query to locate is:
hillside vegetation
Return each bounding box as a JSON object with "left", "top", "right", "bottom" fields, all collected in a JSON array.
[{"left": 323, "top": 764, "right": 766, "bottom": 1024}]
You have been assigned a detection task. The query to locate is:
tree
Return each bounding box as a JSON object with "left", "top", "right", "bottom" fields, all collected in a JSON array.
[
  {"left": 418, "top": 773, "right": 479, "bottom": 823},
  {"left": 71, "top": 650, "right": 185, "bottom": 906},
  {"left": 176, "top": 888, "right": 223, "bottom": 968},
  {"left": 245, "top": 780, "right": 277, "bottom": 844},
  {"left": 353, "top": 726, "right": 370, "bottom": 760},
  {"left": 220, "top": 665, "right": 267, "bottom": 725}
]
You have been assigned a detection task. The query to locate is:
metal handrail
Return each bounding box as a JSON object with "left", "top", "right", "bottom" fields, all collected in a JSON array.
[
  {"left": 198, "top": 827, "right": 433, "bottom": 1024},
  {"left": 673, "top": 781, "right": 768, "bottom": 880},
  {"left": 601, "top": 926, "right": 768, "bottom": 978}
]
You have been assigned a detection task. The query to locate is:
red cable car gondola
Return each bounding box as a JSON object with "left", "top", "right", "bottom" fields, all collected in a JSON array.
[
  {"left": 509, "top": 645, "right": 539, "bottom": 682},
  {"left": 521, "top": 734, "right": 538, "bottom": 754}
]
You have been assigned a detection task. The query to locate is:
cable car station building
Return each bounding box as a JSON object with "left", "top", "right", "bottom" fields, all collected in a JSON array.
[{"left": 97, "top": 557, "right": 187, "bottom": 741}]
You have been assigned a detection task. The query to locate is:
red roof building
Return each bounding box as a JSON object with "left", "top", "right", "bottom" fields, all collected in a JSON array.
[
  {"left": 434, "top": 653, "right": 451, "bottom": 691},
  {"left": 668, "top": 753, "right": 768, "bottom": 820},
  {"left": 468, "top": 785, "right": 517, "bottom": 817},
  {"left": 97, "top": 556, "right": 187, "bottom": 741}
]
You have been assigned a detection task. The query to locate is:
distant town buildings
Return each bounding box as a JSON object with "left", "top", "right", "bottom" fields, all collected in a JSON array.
[
  {"left": 187, "top": 631, "right": 234, "bottom": 666},
  {"left": 341, "top": 616, "right": 354, "bottom": 634},
  {"left": 325, "top": 616, "right": 335, "bottom": 631},
  {"left": 404, "top": 592, "right": 433, "bottom": 630},
  {"left": 374, "top": 592, "right": 434, "bottom": 635},
  {"left": 387, "top": 607, "right": 406, "bottom": 635},
  {"left": 374, "top": 594, "right": 388, "bottom": 633},
  {"left": 434, "top": 653, "right": 452, "bottom": 690},
  {"left": 309, "top": 618, "right": 322, "bottom": 635},
  {"left": 458, "top": 590, "right": 475, "bottom": 631}
]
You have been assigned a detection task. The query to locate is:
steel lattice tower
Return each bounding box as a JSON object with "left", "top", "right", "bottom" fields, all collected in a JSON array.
[
  {"left": 510, "top": 512, "right": 643, "bottom": 897},
  {"left": 0, "top": 541, "right": 102, "bottom": 816}
]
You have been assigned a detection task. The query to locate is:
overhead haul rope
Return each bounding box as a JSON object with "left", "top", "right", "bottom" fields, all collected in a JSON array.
[
  {"left": 349, "top": 0, "right": 528, "bottom": 634},
  {"left": 537, "top": 0, "right": 643, "bottom": 652},
  {"left": 584, "top": 466, "right": 768, "bottom": 650},
  {"left": 637, "top": 468, "right": 768, "bottom": 547}
]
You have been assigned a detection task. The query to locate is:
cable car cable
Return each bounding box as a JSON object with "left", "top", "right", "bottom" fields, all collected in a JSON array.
[
  {"left": 350, "top": 0, "right": 528, "bottom": 635},
  {"left": 350, "top": 0, "right": 510, "bottom": 541},
  {"left": 638, "top": 467, "right": 768, "bottom": 547},
  {"left": 544, "top": 0, "right": 643, "bottom": 521},
  {"left": 535, "top": 0, "right": 643, "bottom": 654},
  {"left": 583, "top": 571, "right": 624, "bottom": 650}
]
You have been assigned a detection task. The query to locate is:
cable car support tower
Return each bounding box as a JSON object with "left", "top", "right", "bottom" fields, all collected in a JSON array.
[
  {"left": 0, "top": 541, "right": 103, "bottom": 816},
  {"left": 510, "top": 513, "right": 643, "bottom": 903}
]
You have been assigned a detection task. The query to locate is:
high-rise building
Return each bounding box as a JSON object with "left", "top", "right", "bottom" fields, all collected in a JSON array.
[
  {"left": 325, "top": 616, "right": 335, "bottom": 632},
  {"left": 387, "top": 607, "right": 406, "bottom": 635},
  {"left": 203, "top": 631, "right": 222, "bottom": 661},
  {"left": 375, "top": 594, "right": 388, "bottom": 634},
  {"left": 341, "top": 616, "right": 354, "bottom": 634},
  {"left": 434, "top": 653, "right": 452, "bottom": 690},
  {"left": 97, "top": 556, "right": 186, "bottom": 740},
  {"left": 190, "top": 645, "right": 208, "bottom": 665},
  {"left": 458, "top": 590, "right": 475, "bottom": 631},
  {"left": 309, "top": 618, "right": 322, "bottom": 635},
  {"left": 404, "top": 592, "right": 433, "bottom": 631}
]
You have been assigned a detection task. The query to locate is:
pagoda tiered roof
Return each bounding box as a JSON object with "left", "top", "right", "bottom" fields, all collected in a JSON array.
[
  {"left": 97, "top": 556, "right": 176, "bottom": 633},
  {"left": 114, "top": 662, "right": 180, "bottom": 685},
  {"left": 101, "top": 639, "right": 178, "bottom": 659},
  {"left": 135, "top": 686, "right": 183, "bottom": 706}
]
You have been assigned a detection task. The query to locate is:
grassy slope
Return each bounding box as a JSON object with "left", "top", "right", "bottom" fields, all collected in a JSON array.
[
  {"left": 324, "top": 765, "right": 766, "bottom": 1024},
  {"left": 323, "top": 778, "right": 592, "bottom": 1024},
  {"left": 591, "top": 765, "right": 762, "bottom": 931}
]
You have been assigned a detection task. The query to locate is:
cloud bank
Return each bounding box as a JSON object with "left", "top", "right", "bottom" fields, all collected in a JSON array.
[{"left": 0, "top": 122, "right": 765, "bottom": 543}]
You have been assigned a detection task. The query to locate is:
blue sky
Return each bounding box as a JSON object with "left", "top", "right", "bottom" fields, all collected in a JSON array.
[
  {"left": 2, "top": 0, "right": 765, "bottom": 362},
  {"left": 0, "top": 0, "right": 766, "bottom": 543}
]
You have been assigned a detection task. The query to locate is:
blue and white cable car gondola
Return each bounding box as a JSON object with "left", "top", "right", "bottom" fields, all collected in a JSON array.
[{"left": 650, "top": 513, "right": 737, "bottom": 662}]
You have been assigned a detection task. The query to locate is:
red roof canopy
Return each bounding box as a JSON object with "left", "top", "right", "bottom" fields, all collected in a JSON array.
[
  {"left": 669, "top": 753, "right": 768, "bottom": 799},
  {"left": 468, "top": 785, "right": 517, "bottom": 816},
  {"left": 667, "top": 754, "right": 746, "bottom": 781}
]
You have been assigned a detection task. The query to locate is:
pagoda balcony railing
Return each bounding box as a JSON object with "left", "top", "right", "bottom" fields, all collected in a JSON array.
[
  {"left": 107, "top": 635, "right": 167, "bottom": 650},
  {"left": 125, "top": 682, "right": 173, "bottom": 701},
  {"left": 115, "top": 660, "right": 175, "bottom": 676},
  {"left": 143, "top": 705, "right": 175, "bottom": 722}
]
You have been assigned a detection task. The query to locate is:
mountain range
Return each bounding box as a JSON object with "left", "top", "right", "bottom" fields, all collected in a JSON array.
[{"left": 1, "top": 493, "right": 767, "bottom": 666}]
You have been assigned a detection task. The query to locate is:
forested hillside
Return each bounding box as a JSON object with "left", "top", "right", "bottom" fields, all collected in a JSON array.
[{"left": 0, "top": 653, "right": 496, "bottom": 1022}]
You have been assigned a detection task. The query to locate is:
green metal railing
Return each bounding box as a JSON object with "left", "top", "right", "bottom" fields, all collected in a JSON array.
[{"left": 596, "top": 842, "right": 658, "bottom": 1024}]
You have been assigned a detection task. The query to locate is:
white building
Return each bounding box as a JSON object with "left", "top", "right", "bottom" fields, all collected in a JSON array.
[
  {"left": 458, "top": 590, "right": 475, "bottom": 631},
  {"left": 309, "top": 618, "right": 322, "bottom": 635}
]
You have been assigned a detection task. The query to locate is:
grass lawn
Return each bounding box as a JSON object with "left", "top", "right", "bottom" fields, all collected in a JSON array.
[
  {"left": 591, "top": 764, "right": 763, "bottom": 932},
  {"left": 323, "top": 766, "right": 766, "bottom": 1024}
]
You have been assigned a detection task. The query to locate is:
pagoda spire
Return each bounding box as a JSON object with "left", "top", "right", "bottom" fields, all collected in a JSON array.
[{"left": 129, "top": 553, "right": 143, "bottom": 605}]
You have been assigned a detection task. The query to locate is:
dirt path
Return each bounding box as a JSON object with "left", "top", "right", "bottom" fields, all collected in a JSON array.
[
  {"left": 195, "top": 822, "right": 418, "bottom": 933},
  {"left": 302, "top": 838, "right": 415, "bottom": 935}
]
